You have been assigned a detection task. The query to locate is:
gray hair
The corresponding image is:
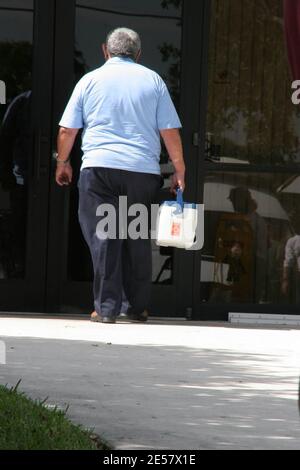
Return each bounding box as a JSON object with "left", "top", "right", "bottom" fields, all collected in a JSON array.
[{"left": 106, "top": 28, "right": 141, "bottom": 60}]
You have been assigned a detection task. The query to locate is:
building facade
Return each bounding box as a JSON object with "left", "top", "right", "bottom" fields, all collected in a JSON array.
[{"left": 1, "top": 0, "right": 300, "bottom": 320}]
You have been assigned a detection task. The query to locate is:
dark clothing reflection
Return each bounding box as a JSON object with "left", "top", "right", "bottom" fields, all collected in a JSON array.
[
  {"left": 211, "top": 186, "right": 268, "bottom": 303},
  {"left": 0, "top": 91, "right": 31, "bottom": 278},
  {"left": 229, "top": 187, "right": 268, "bottom": 303}
]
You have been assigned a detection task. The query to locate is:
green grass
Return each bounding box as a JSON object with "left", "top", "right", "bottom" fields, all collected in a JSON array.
[{"left": 0, "top": 382, "right": 110, "bottom": 450}]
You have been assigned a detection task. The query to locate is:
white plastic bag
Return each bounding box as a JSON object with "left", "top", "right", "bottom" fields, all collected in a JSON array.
[{"left": 156, "top": 190, "right": 198, "bottom": 250}]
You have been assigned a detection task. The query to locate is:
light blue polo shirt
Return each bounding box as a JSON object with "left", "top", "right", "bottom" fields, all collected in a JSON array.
[{"left": 59, "top": 57, "right": 182, "bottom": 175}]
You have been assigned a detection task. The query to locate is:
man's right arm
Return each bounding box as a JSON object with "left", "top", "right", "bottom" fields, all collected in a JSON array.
[
  {"left": 55, "top": 78, "right": 84, "bottom": 186},
  {"left": 55, "top": 127, "right": 79, "bottom": 186},
  {"left": 160, "top": 128, "right": 185, "bottom": 193}
]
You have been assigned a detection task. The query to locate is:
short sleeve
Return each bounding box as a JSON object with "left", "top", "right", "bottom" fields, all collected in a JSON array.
[
  {"left": 59, "top": 80, "right": 84, "bottom": 129},
  {"left": 156, "top": 81, "right": 182, "bottom": 130}
]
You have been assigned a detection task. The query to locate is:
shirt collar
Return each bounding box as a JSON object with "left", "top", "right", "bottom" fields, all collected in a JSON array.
[{"left": 106, "top": 56, "right": 135, "bottom": 64}]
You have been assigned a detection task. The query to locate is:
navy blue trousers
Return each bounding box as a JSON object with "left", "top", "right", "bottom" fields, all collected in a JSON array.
[{"left": 78, "top": 167, "right": 161, "bottom": 318}]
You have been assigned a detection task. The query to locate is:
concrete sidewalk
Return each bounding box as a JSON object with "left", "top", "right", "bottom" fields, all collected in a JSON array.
[{"left": 0, "top": 316, "right": 300, "bottom": 450}]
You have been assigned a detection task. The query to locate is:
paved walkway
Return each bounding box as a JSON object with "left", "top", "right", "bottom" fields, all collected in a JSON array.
[{"left": 0, "top": 316, "right": 300, "bottom": 450}]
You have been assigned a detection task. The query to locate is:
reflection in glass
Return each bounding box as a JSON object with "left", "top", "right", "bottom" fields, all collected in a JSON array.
[
  {"left": 279, "top": 176, "right": 300, "bottom": 303},
  {"left": 200, "top": 172, "right": 300, "bottom": 305},
  {"left": 0, "top": 1, "right": 33, "bottom": 279},
  {"left": 284, "top": 0, "right": 300, "bottom": 81},
  {"left": 67, "top": 0, "right": 182, "bottom": 283},
  {"left": 206, "top": 0, "right": 300, "bottom": 165}
]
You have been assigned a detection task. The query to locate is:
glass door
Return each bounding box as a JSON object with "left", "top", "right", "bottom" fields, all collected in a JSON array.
[
  {"left": 46, "top": 0, "right": 204, "bottom": 316},
  {"left": 198, "top": 0, "right": 300, "bottom": 320},
  {"left": 0, "top": 0, "right": 55, "bottom": 312}
]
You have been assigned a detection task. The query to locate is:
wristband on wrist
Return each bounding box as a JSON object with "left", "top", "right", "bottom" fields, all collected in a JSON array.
[{"left": 54, "top": 152, "right": 70, "bottom": 165}]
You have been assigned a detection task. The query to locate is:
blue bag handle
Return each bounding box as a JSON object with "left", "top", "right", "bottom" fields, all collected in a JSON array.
[{"left": 176, "top": 188, "right": 184, "bottom": 210}]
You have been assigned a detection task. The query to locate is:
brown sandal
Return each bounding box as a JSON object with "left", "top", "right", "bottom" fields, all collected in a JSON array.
[
  {"left": 90, "top": 311, "right": 102, "bottom": 323},
  {"left": 90, "top": 311, "right": 116, "bottom": 324}
]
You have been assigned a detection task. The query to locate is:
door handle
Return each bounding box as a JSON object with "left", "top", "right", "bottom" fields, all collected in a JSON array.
[
  {"left": 193, "top": 132, "right": 200, "bottom": 147},
  {"left": 33, "top": 130, "right": 48, "bottom": 190}
]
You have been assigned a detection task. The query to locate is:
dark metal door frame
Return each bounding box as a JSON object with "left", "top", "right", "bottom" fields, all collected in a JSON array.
[
  {"left": 46, "top": 0, "right": 95, "bottom": 315},
  {"left": 46, "top": 0, "right": 77, "bottom": 313},
  {"left": 177, "top": 0, "right": 212, "bottom": 319}
]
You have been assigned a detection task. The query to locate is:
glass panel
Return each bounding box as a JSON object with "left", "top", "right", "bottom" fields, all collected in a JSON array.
[
  {"left": 206, "top": 0, "right": 300, "bottom": 165},
  {"left": 200, "top": 171, "right": 300, "bottom": 306},
  {"left": 67, "top": 0, "right": 182, "bottom": 283},
  {"left": 0, "top": 0, "right": 34, "bottom": 279}
]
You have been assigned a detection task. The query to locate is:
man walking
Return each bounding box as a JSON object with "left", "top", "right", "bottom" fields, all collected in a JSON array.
[{"left": 55, "top": 28, "right": 185, "bottom": 323}]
